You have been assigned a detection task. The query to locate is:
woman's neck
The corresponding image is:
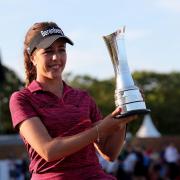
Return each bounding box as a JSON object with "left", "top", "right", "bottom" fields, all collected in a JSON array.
[{"left": 37, "top": 78, "right": 64, "bottom": 98}]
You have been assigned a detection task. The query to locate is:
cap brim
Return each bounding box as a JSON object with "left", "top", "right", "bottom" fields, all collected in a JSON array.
[{"left": 36, "top": 35, "right": 74, "bottom": 49}]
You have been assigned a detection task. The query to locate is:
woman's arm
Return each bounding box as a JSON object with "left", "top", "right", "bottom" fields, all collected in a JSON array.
[
  {"left": 95, "top": 124, "right": 127, "bottom": 161},
  {"left": 19, "top": 117, "right": 99, "bottom": 162},
  {"left": 19, "top": 109, "right": 136, "bottom": 162},
  {"left": 94, "top": 109, "right": 137, "bottom": 161}
]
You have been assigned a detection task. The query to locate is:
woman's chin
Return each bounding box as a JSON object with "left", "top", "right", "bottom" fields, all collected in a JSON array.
[{"left": 49, "top": 73, "right": 61, "bottom": 80}]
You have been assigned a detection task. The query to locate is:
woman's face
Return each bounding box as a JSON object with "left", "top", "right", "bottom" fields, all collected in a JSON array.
[{"left": 32, "top": 39, "right": 67, "bottom": 82}]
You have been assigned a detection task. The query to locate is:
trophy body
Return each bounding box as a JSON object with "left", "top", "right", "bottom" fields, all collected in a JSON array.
[{"left": 103, "top": 27, "right": 150, "bottom": 117}]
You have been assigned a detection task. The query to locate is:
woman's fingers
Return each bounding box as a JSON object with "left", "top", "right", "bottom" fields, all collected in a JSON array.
[
  {"left": 99, "top": 108, "right": 139, "bottom": 135},
  {"left": 111, "top": 107, "right": 138, "bottom": 123},
  {"left": 116, "top": 115, "right": 138, "bottom": 124},
  {"left": 111, "top": 107, "right": 122, "bottom": 117}
]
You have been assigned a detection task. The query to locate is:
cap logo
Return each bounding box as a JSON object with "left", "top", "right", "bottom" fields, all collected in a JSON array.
[
  {"left": 41, "top": 27, "right": 64, "bottom": 37},
  {"left": 27, "top": 26, "right": 73, "bottom": 55}
]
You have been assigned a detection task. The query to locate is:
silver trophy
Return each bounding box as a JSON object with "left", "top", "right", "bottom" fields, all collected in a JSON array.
[{"left": 103, "top": 27, "right": 150, "bottom": 117}]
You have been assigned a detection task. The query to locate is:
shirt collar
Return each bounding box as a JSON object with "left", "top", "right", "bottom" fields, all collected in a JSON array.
[
  {"left": 27, "top": 80, "right": 43, "bottom": 93},
  {"left": 27, "top": 80, "right": 72, "bottom": 94}
]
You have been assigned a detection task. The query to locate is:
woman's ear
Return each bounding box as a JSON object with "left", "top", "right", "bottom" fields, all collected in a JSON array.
[{"left": 30, "top": 54, "right": 37, "bottom": 67}]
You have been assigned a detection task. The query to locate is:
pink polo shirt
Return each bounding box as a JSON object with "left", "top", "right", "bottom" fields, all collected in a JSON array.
[{"left": 9, "top": 80, "right": 116, "bottom": 180}]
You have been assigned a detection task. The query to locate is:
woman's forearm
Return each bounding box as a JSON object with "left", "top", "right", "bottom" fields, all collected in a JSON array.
[
  {"left": 95, "top": 125, "right": 126, "bottom": 161},
  {"left": 20, "top": 117, "right": 99, "bottom": 162},
  {"left": 104, "top": 125, "right": 126, "bottom": 160},
  {"left": 45, "top": 126, "right": 98, "bottom": 161}
]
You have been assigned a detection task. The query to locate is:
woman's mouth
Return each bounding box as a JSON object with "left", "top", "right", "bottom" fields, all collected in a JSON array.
[{"left": 49, "top": 64, "right": 61, "bottom": 70}]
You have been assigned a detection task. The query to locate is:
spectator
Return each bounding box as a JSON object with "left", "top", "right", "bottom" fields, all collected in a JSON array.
[{"left": 164, "top": 143, "right": 179, "bottom": 180}]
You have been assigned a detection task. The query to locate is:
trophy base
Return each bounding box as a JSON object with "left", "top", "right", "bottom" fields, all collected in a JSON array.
[{"left": 115, "top": 109, "right": 150, "bottom": 118}]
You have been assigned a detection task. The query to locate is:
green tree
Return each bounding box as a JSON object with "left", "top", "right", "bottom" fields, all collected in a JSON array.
[
  {"left": 132, "top": 71, "right": 180, "bottom": 135},
  {"left": 0, "top": 65, "right": 23, "bottom": 134}
]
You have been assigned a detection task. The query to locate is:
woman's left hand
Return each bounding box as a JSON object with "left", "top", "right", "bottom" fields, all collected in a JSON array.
[{"left": 111, "top": 108, "right": 138, "bottom": 129}]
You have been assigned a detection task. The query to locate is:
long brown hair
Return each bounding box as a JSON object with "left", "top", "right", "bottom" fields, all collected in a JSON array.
[{"left": 24, "top": 22, "right": 59, "bottom": 86}]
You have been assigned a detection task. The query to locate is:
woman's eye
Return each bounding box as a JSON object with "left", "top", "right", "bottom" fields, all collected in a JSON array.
[
  {"left": 59, "top": 49, "right": 66, "bottom": 53},
  {"left": 42, "top": 48, "right": 66, "bottom": 55},
  {"left": 43, "top": 49, "right": 53, "bottom": 54}
]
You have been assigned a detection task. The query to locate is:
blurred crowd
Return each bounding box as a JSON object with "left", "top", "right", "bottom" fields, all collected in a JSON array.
[
  {"left": 0, "top": 143, "right": 179, "bottom": 180},
  {"left": 0, "top": 154, "right": 29, "bottom": 180},
  {"left": 98, "top": 143, "right": 180, "bottom": 180}
]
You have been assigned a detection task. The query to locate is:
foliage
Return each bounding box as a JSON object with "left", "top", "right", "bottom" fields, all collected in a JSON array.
[
  {"left": 0, "top": 65, "right": 23, "bottom": 134},
  {"left": 133, "top": 71, "right": 180, "bottom": 135}
]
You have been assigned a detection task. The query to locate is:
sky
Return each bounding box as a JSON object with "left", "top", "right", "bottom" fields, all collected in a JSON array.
[{"left": 0, "top": 0, "right": 180, "bottom": 81}]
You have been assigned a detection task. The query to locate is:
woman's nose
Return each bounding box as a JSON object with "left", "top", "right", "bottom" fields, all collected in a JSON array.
[
  {"left": 52, "top": 53, "right": 58, "bottom": 60},
  {"left": 52, "top": 51, "right": 60, "bottom": 60}
]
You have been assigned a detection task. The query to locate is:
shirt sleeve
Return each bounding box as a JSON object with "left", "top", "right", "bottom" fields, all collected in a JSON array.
[{"left": 9, "top": 91, "right": 38, "bottom": 131}]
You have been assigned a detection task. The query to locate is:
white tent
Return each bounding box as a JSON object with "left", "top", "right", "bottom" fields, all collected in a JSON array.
[{"left": 136, "top": 114, "right": 161, "bottom": 138}]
